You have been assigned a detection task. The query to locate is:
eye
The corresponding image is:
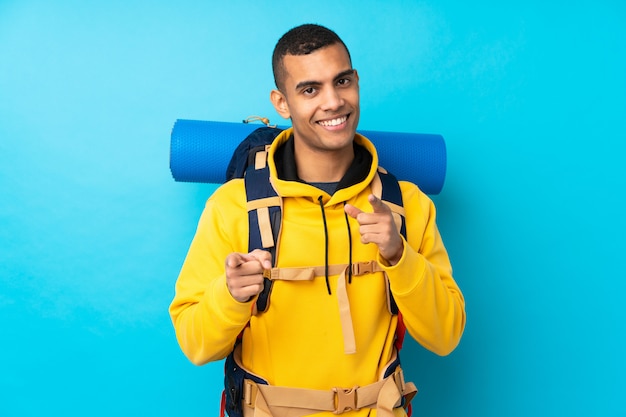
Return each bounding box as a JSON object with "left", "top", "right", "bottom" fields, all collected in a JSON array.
[
  {"left": 337, "top": 78, "right": 351, "bottom": 87},
  {"left": 302, "top": 87, "right": 317, "bottom": 96}
]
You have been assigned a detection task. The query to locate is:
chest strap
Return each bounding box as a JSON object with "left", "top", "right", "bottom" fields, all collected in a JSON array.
[{"left": 255, "top": 261, "right": 388, "bottom": 355}]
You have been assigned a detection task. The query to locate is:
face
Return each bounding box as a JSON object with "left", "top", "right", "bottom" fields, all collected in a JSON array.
[{"left": 270, "top": 43, "right": 360, "bottom": 157}]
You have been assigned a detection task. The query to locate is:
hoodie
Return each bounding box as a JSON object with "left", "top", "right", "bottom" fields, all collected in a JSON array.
[{"left": 169, "top": 128, "right": 465, "bottom": 412}]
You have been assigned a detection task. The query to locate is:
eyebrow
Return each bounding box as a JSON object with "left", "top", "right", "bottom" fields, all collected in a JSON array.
[{"left": 294, "top": 69, "right": 356, "bottom": 91}]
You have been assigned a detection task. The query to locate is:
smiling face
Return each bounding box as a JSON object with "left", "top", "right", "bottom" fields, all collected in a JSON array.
[{"left": 270, "top": 43, "right": 360, "bottom": 161}]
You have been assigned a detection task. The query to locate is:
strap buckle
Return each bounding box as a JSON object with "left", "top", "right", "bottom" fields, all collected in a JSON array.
[
  {"left": 332, "top": 386, "right": 359, "bottom": 414},
  {"left": 352, "top": 261, "right": 375, "bottom": 276},
  {"left": 243, "top": 379, "right": 258, "bottom": 407}
]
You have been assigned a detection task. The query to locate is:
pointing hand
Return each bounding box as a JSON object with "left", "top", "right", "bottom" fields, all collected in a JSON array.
[
  {"left": 225, "top": 249, "right": 272, "bottom": 302},
  {"left": 344, "top": 194, "right": 404, "bottom": 265}
]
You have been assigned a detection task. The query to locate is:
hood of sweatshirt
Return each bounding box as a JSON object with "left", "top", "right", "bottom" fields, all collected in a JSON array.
[{"left": 267, "top": 128, "right": 380, "bottom": 206}]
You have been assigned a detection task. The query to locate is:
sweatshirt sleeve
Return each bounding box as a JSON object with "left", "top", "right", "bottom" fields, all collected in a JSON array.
[
  {"left": 380, "top": 182, "right": 466, "bottom": 356},
  {"left": 169, "top": 181, "right": 254, "bottom": 365}
]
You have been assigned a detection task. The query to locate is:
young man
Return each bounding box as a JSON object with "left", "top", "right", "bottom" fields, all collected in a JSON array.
[{"left": 170, "top": 24, "right": 465, "bottom": 417}]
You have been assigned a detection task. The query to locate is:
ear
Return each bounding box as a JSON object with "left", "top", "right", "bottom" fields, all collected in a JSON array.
[{"left": 270, "top": 89, "right": 291, "bottom": 119}]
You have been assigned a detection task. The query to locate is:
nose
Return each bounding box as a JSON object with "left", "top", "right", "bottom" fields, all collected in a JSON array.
[{"left": 320, "top": 87, "right": 344, "bottom": 111}]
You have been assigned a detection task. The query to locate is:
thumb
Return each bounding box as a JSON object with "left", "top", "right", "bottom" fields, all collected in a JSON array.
[
  {"left": 368, "top": 194, "right": 390, "bottom": 214},
  {"left": 344, "top": 203, "right": 363, "bottom": 219}
]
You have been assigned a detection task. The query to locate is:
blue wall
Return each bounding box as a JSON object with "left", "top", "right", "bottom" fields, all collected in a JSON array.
[{"left": 1, "top": 1, "right": 625, "bottom": 416}]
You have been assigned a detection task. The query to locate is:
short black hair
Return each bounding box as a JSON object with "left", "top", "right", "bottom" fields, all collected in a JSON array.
[{"left": 272, "top": 24, "right": 352, "bottom": 90}]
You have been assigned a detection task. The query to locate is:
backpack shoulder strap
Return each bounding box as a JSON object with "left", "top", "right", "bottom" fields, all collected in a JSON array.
[
  {"left": 373, "top": 167, "right": 406, "bottom": 317},
  {"left": 244, "top": 145, "right": 281, "bottom": 313},
  {"left": 376, "top": 168, "right": 410, "bottom": 352},
  {"left": 376, "top": 167, "right": 406, "bottom": 239}
]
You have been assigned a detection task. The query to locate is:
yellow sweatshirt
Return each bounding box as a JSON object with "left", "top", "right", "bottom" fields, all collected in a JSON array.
[{"left": 169, "top": 130, "right": 465, "bottom": 415}]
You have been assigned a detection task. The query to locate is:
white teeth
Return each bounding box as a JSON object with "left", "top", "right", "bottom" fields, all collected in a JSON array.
[{"left": 318, "top": 116, "right": 347, "bottom": 127}]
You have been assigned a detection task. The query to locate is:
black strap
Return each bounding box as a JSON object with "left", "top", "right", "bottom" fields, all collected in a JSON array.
[{"left": 378, "top": 170, "right": 406, "bottom": 315}]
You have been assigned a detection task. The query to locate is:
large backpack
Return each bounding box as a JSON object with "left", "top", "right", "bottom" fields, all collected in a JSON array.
[{"left": 221, "top": 125, "right": 411, "bottom": 417}]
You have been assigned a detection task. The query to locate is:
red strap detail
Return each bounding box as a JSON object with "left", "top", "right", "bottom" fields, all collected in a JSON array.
[
  {"left": 407, "top": 402, "right": 413, "bottom": 417},
  {"left": 394, "top": 311, "right": 406, "bottom": 351},
  {"left": 220, "top": 389, "right": 226, "bottom": 417}
]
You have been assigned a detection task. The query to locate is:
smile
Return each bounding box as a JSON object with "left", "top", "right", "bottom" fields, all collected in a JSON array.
[{"left": 317, "top": 115, "right": 348, "bottom": 127}]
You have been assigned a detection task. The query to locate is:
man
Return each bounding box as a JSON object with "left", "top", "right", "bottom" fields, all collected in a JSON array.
[{"left": 170, "top": 24, "right": 465, "bottom": 417}]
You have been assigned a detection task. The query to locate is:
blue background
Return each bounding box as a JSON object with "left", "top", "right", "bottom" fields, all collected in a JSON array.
[{"left": 1, "top": 1, "right": 625, "bottom": 416}]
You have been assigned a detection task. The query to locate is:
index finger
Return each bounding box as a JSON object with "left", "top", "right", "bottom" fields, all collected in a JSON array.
[
  {"left": 368, "top": 194, "right": 391, "bottom": 214},
  {"left": 226, "top": 253, "right": 246, "bottom": 268}
]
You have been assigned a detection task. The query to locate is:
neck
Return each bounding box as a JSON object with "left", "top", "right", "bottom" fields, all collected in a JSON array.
[{"left": 294, "top": 146, "right": 354, "bottom": 183}]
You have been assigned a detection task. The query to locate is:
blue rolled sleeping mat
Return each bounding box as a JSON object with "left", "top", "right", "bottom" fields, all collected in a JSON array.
[{"left": 170, "top": 119, "right": 447, "bottom": 195}]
